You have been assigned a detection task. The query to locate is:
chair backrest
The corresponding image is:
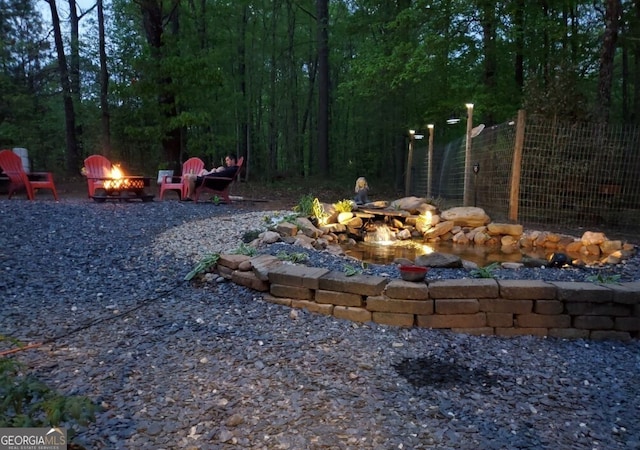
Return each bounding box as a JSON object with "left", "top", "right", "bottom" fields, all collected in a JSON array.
[
  {"left": 0, "top": 149, "right": 28, "bottom": 183},
  {"left": 234, "top": 156, "right": 244, "bottom": 180},
  {"left": 84, "top": 155, "right": 112, "bottom": 178},
  {"left": 181, "top": 157, "right": 205, "bottom": 176}
]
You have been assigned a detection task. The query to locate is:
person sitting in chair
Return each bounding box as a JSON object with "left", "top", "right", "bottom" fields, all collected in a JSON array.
[{"left": 183, "top": 155, "right": 239, "bottom": 201}]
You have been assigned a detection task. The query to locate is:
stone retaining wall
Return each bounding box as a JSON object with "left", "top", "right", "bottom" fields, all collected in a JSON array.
[{"left": 216, "top": 254, "right": 640, "bottom": 341}]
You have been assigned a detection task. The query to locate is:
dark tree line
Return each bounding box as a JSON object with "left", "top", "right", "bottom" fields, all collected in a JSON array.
[{"left": 0, "top": 0, "right": 634, "bottom": 187}]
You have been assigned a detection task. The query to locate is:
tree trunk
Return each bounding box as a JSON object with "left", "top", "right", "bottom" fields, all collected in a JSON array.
[
  {"left": 286, "top": 0, "right": 301, "bottom": 176},
  {"left": 316, "top": 0, "right": 329, "bottom": 177},
  {"left": 98, "top": 0, "right": 111, "bottom": 156},
  {"left": 595, "top": 0, "right": 622, "bottom": 122},
  {"left": 478, "top": 0, "right": 497, "bottom": 123},
  {"left": 267, "top": 0, "right": 279, "bottom": 180},
  {"left": 48, "top": 0, "right": 80, "bottom": 174},
  {"left": 513, "top": 0, "right": 524, "bottom": 90},
  {"left": 634, "top": 0, "right": 640, "bottom": 123},
  {"left": 67, "top": 0, "right": 84, "bottom": 158},
  {"left": 238, "top": 3, "right": 249, "bottom": 180},
  {"left": 138, "top": 0, "right": 182, "bottom": 170}
]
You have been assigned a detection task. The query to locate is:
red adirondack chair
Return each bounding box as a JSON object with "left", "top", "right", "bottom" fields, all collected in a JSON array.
[
  {"left": 159, "top": 157, "right": 205, "bottom": 200},
  {"left": 194, "top": 156, "right": 244, "bottom": 204},
  {"left": 0, "top": 149, "right": 59, "bottom": 201},
  {"left": 84, "top": 155, "right": 113, "bottom": 198}
]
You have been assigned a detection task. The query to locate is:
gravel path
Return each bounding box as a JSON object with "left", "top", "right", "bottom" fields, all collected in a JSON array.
[{"left": 1, "top": 198, "right": 639, "bottom": 450}]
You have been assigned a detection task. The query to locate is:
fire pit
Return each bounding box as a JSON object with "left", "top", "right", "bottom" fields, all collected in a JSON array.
[{"left": 91, "top": 165, "right": 153, "bottom": 202}]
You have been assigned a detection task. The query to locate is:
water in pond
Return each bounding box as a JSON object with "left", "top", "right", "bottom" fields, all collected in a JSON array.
[{"left": 343, "top": 239, "right": 562, "bottom": 267}]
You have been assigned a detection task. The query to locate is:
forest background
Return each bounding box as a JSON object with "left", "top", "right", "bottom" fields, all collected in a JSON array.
[{"left": 0, "top": 0, "right": 633, "bottom": 193}]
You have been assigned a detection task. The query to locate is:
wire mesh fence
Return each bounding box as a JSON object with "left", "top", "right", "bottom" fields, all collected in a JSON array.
[{"left": 411, "top": 112, "right": 640, "bottom": 234}]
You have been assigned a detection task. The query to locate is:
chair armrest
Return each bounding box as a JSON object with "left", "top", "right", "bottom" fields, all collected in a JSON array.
[
  {"left": 161, "top": 175, "right": 181, "bottom": 184},
  {"left": 201, "top": 176, "right": 234, "bottom": 190}
]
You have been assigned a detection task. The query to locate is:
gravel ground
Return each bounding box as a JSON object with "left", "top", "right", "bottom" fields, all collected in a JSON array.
[{"left": 1, "top": 198, "right": 639, "bottom": 450}]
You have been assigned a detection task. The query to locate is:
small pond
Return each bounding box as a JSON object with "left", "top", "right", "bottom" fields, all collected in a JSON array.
[{"left": 342, "top": 239, "right": 597, "bottom": 267}]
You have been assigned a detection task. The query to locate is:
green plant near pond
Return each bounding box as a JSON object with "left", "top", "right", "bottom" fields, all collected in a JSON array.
[
  {"left": 585, "top": 273, "right": 621, "bottom": 284},
  {"left": 293, "top": 194, "right": 315, "bottom": 216},
  {"left": 231, "top": 243, "right": 258, "bottom": 257},
  {"left": 276, "top": 251, "right": 309, "bottom": 263},
  {"left": 262, "top": 213, "right": 299, "bottom": 227},
  {"left": 242, "top": 229, "right": 262, "bottom": 243},
  {"left": 333, "top": 199, "right": 353, "bottom": 213},
  {"left": 470, "top": 262, "right": 500, "bottom": 279},
  {"left": 0, "top": 344, "right": 98, "bottom": 433},
  {"left": 278, "top": 213, "right": 300, "bottom": 224},
  {"left": 185, "top": 253, "right": 220, "bottom": 281},
  {"left": 343, "top": 262, "right": 368, "bottom": 276},
  {"left": 293, "top": 194, "right": 328, "bottom": 222}
]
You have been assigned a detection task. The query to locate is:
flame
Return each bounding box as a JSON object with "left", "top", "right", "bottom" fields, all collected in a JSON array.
[
  {"left": 110, "top": 164, "right": 124, "bottom": 179},
  {"left": 104, "top": 165, "right": 126, "bottom": 190}
]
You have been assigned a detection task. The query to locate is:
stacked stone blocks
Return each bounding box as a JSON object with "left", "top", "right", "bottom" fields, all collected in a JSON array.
[{"left": 217, "top": 255, "right": 640, "bottom": 341}]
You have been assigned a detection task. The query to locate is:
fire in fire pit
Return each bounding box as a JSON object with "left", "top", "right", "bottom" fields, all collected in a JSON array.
[
  {"left": 92, "top": 164, "right": 153, "bottom": 202},
  {"left": 103, "top": 165, "right": 146, "bottom": 191}
]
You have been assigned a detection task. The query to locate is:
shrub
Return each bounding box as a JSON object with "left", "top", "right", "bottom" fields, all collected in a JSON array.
[
  {"left": 0, "top": 350, "right": 98, "bottom": 436},
  {"left": 470, "top": 262, "right": 500, "bottom": 279},
  {"left": 586, "top": 273, "right": 621, "bottom": 284},
  {"left": 185, "top": 253, "right": 220, "bottom": 281},
  {"left": 293, "top": 194, "right": 315, "bottom": 216},
  {"left": 333, "top": 199, "right": 353, "bottom": 213},
  {"left": 231, "top": 243, "right": 257, "bottom": 256},
  {"left": 242, "top": 230, "right": 262, "bottom": 243},
  {"left": 276, "top": 251, "right": 309, "bottom": 263},
  {"left": 293, "top": 195, "right": 328, "bottom": 223}
]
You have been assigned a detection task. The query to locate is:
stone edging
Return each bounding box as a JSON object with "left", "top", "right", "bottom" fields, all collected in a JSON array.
[{"left": 215, "top": 254, "right": 640, "bottom": 341}]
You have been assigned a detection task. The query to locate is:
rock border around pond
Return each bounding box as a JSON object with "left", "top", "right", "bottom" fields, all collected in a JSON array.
[
  {"left": 273, "top": 197, "right": 637, "bottom": 268},
  {"left": 207, "top": 253, "right": 640, "bottom": 342}
]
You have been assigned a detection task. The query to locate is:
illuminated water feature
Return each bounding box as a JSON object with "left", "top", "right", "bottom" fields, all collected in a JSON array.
[
  {"left": 338, "top": 214, "right": 607, "bottom": 267},
  {"left": 340, "top": 222, "right": 605, "bottom": 267},
  {"left": 343, "top": 239, "right": 556, "bottom": 267}
]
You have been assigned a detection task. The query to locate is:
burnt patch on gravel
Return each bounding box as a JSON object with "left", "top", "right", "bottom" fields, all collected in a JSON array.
[{"left": 393, "top": 356, "right": 502, "bottom": 390}]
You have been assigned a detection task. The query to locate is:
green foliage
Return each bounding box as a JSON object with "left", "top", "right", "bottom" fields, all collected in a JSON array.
[
  {"left": 293, "top": 194, "right": 316, "bottom": 216},
  {"left": 333, "top": 199, "right": 354, "bottom": 213},
  {"left": 0, "top": 355, "right": 97, "bottom": 430},
  {"left": 211, "top": 195, "right": 221, "bottom": 205},
  {"left": 263, "top": 213, "right": 298, "bottom": 225},
  {"left": 3, "top": 0, "right": 635, "bottom": 182},
  {"left": 281, "top": 214, "right": 300, "bottom": 224},
  {"left": 292, "top": 195, "right": 329, "bottom": 223},
  {"left": 343, "top": 264, "right": 363, "bottom": 277},
  {"left": 585, "top": 273, "right": 621, "bottom": 284},
  {"left": 276, "top": 251, "right": 309, "bottom": 263},
  {"left": 242, "top": 230, "right": 262, "bottom": 243},
  {"left": 184, "top": 253, "right": 220, "bottom": 281},
  {"left": 470, "top": 262, "right": 500, "bottom": 279},
  {"left": 231, "top": 243, "right": 257, "bottom": 257}
]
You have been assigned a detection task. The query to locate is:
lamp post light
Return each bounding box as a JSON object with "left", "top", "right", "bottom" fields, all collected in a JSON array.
[
  {"left": 427, "top": 124, "right": 434, "bottom": 198},
  {"left": 405, "top": 129, "right": 424, "bottom": 197},
  {"left": 405, "top": 129, "right": 415, "bottom": 197},
  {"left": 463, "top": 103, "right": 474, "bottom": 206}
]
